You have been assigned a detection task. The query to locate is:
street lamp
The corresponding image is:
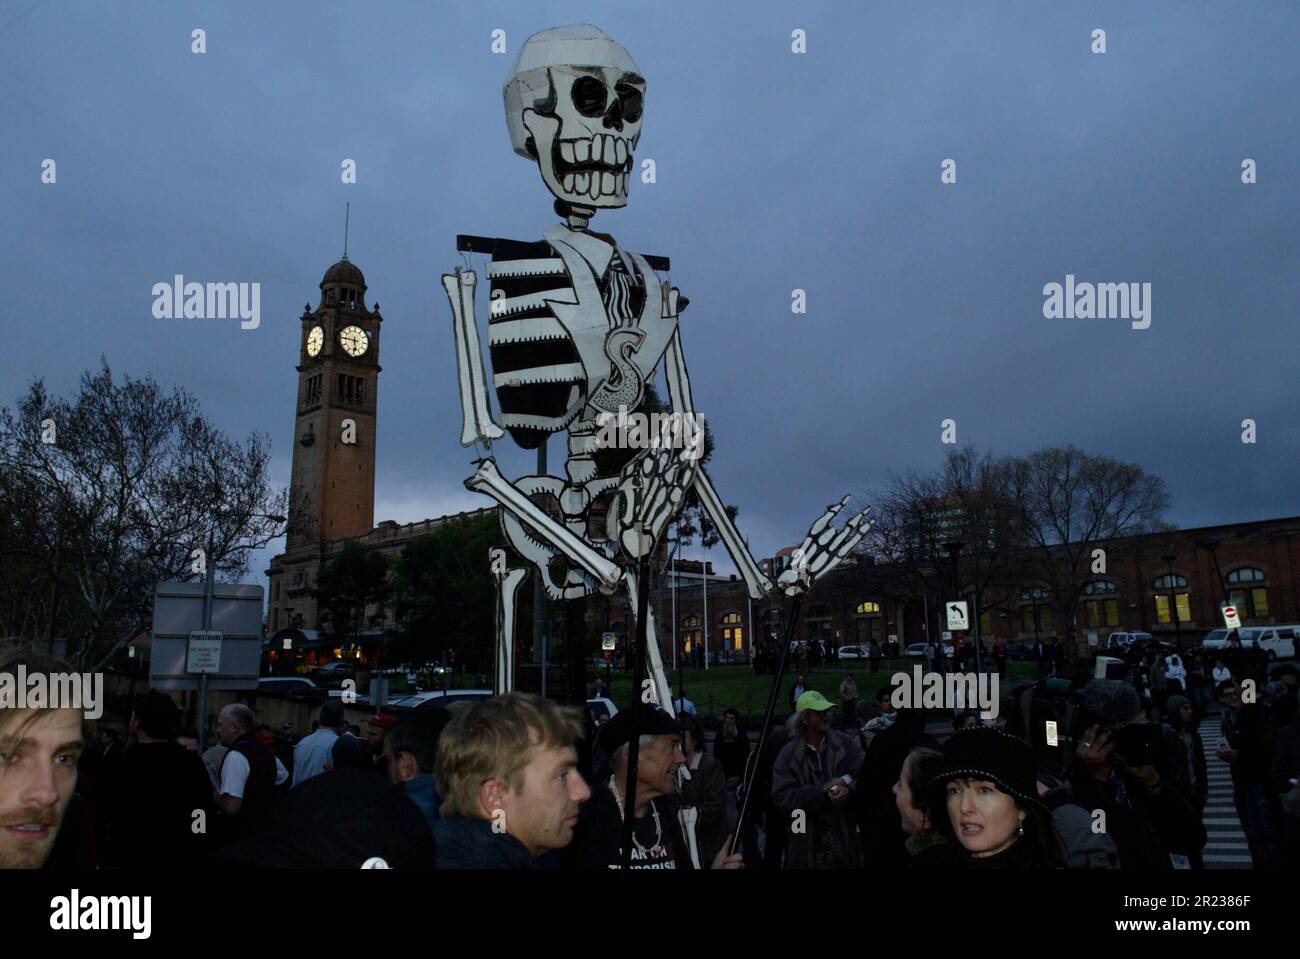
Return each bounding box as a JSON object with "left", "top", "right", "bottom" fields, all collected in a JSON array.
[
  {"left": 1161, "top": 554, "right": 1182, "bottom": 653},
  {"left": 1196, "top": 538, "right": 1232, "bottom": 608}
]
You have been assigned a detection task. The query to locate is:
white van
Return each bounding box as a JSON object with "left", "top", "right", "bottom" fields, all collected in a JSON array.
[{"left": 1237, "top": 626, "right": 1297, "bottom": 661}]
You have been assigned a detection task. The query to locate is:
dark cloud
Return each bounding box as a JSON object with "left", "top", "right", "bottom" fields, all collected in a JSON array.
[{"left": 4, "top": 1, "right": 1295, "bottom": 586}]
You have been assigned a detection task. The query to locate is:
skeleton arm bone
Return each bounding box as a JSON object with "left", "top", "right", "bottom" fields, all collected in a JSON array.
[
  {"left": 466, "top": 459, "right": 622, "bottom": 590},
  {"left": 442, "top": 269, "right": 505, "bottom": 447},
  {"left": 662, "top": 322, "right": 773, "bottom": 599}
]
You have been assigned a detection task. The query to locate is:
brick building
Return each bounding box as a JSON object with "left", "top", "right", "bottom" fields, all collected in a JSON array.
[{"left": 609, "top": 517, "right": 1300, "bottom": 664}]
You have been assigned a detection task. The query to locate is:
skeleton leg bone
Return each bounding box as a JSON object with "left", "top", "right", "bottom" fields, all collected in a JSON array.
[
  {"left": 624, "top": 568, "right": 675, "bottom": 717},
  {"left": 490, "top": 549, "right": 528, "bottom": 693},
  {"left": 442, "top": 268, "right": 505, "bottom": 447},
  {"left": 467, "top": 459, "right": 622, "bottom": 591}
]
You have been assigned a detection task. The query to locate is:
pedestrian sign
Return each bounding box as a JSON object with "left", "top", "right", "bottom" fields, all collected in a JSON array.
[
  {"left": 186, "top": 630, "right": 223, "bottom": 674},
  {"left": 945, "top": 601, "right": 969, "bottom": 631},
  {"left": 1221, "top": 605, "right": 1241, "bottom": 629}
]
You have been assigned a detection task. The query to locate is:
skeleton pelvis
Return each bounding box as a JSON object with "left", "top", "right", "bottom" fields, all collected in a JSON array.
[{"left": 500, "top": 473, "right": 620, "bottom": 601}]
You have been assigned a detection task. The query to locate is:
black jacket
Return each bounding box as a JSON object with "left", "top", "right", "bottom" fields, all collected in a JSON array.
[
  {"left": 561, "top": 782, "right": 694, "bottom": 870},
  {"left": 1070, "top": 765, "right": 1206, "bottom": 866},
  {"left": 434, "top": 816, "right": 538, "bottom": 869}
]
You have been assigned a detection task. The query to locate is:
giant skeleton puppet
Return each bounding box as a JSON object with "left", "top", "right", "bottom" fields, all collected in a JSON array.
[{"left": 444, "top": 25, "right": 870, "bottom": 708}]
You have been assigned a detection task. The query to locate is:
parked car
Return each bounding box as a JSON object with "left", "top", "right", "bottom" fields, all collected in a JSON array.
[
  {"left": 1237, "top": 626, "right": 1297, "bottom": 660},
  {"left": 1005, "top": 642, "right": 1034, "bottom": 661},
  {"left": 905, "top": 643, "right": 927, "bottom": 658},
  {"left": 836, "top": 645, "right": 869, "bottom": 660},
  {"left": 385, "top": 689, "right": 494, "bottom": 713},
  {"left": 257, "top": 676, "right": 318, "bottom": 693},
  {"left": 1201, "top": 629, "right": 1233, "bottom": 651},
  {"left": 1107, "top": 631, "right": 1154, "bottom": 651}
]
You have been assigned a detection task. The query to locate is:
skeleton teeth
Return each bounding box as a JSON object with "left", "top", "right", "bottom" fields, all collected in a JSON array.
[
  {"left": 588, "top": 173, "right": 600, "bottom": 200},
  {"left": 601, "top": 172, "right": 615, "bottom": 194},
  {"left": 576, "top": 139, "right": 590, "bottom": 163},
  {"left": 564, "top": 173, "right": 575, "bottom": 192},
  {"left": 620, "top": 172, "right": 628, "bottom": 193},
  {"left": 575, "top": 172, "right": 589, "bottom": 194},
  {"left": 615, "top": 139, "right": 627, "bottom": 166},
  {"left": 561, "top": 141, "right": 576, "bottom": 163},
  {"left": 602, "top": 136, "right": 616, "bottom": 165}
]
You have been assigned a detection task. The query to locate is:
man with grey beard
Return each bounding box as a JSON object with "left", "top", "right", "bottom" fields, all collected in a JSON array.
[{"left": 0, "top": 646, "right": 86, "bottom": 868}]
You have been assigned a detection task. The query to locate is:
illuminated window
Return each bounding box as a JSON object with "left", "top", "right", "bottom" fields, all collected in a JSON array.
[
  {"left": 855, "top": 601, "right": 881, "bottom": 614},
  {"left": 1155, "top": 593, "right": 1191, "bottom": 624},
  {"left": 721, "top": 611, "right": 744, "bottom": 651},
  {"left": 1229, "top": 588, "right": 1270, "bottom": 619}
]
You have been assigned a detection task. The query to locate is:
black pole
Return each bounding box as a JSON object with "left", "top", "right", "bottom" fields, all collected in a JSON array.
[
  {"left": 729, "top": 591, "right": 805, "bottom": 858},
  {"left": 566, "top": 597, "right": 587, "bottom": 706},
  {"left": 620, "top": 551, "right": 652, "bottom": 870}
]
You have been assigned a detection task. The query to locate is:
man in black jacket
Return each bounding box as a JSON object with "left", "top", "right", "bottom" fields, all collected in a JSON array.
[
  {"left": 1070, "top": 680, "right": 1206, "bottom": 869},
  {"left": 564, "top": 705, "right": 742, "bottom": 870},
  {"left": 433, "top": 692, "right": 590, "bottom": 869}
]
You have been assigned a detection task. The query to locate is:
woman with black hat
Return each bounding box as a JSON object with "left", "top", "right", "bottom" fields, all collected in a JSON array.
[{"left": 917, "top": 726, "right": 1060, "bottom": 869}]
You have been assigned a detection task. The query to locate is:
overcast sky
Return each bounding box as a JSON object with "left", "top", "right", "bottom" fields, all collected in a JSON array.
[{"left": 4, "top": 0, "right": 1297, "bottom": 588}]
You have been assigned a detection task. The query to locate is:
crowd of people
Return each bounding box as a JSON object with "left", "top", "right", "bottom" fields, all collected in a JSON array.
[{"left": 2, "top": 638, "right": 1298, "bottom": 871}]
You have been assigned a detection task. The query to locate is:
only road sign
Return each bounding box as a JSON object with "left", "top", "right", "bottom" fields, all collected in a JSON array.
[{"left": 946, "top": 601, "right": 969, "bottom": 631}]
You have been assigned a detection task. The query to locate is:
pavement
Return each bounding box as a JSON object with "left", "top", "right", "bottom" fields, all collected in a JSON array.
[{"left": 1197, "top": 712, "right": 1252, "bottom": 868}]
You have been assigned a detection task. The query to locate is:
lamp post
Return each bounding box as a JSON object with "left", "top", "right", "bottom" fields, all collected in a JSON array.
[
  {"left": 1196, "top": 538, "right": 1232, "bottom": 609},
  {"left": 942, "top": 541, "right": 964, "bottom": 669},
  {"left": 1162, "top": 554, "right": 1182, "bottom": 654}
]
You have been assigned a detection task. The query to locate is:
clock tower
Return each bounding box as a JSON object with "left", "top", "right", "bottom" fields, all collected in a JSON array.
[{"left": 285, "top": 256, "right": 383, "bottom": 550}]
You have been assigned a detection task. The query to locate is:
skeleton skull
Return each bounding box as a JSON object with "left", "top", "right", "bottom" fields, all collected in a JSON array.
[{"left": 504, "top": 25, "right": 644, "bottom": 210}]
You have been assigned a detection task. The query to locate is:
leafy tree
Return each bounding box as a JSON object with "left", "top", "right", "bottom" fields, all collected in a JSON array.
[
  {"left": 388, "top": 513, "right": 505, "bottom": 673},
  {"left": 314, "top": 541, "right": 390, "bottom": 654}
]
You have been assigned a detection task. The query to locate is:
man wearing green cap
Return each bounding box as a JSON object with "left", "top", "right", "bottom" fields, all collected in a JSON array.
[{"left": 771, "top": 690, "right": 865, "bottom": 868}]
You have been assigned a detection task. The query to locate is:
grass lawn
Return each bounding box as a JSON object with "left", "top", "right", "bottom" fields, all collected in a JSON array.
[{"left": 592, "top": 659, "right": 1037, "bottom": 720}]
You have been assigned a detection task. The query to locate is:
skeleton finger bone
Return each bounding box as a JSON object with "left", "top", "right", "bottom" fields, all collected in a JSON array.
[
  {"left": 467, "top": 459, "right": 621, "bottom": 589},
  {"left": 443, "top": 269, "right": 505, "bottom": 447}
]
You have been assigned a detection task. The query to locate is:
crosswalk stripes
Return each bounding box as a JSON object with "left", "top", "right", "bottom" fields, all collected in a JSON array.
[{"left": 1197, "top": 716, "right": 1251, "bottom": 869}]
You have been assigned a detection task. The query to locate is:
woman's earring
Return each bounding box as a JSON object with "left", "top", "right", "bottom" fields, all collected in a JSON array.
[{"left": 1017, "top": 823, "right": 1025, "bottom": 837}]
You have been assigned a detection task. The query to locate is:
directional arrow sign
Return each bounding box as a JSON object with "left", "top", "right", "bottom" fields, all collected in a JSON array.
[{"left": 946, "top": 601, "right": 969, "bottom": 631}]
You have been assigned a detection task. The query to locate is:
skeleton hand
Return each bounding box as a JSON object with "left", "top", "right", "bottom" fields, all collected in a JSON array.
[
  {"left": 610, "top": 446, "right": 698, "bottom": 561},
  {"left": 776, "top": 497, "right": 872, "bottom": 597}
]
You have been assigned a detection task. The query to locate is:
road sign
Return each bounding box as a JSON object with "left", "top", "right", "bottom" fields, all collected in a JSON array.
[
  {"left": 941, "top": 631, "right": 952, "bottom": 641},
  {"left": 149, "top": 581, "right": 263, "bottom": 691},
  {"left": 601, "top": 632, "right": 618, "bottom": 651},
  {"left": 186, "top": 631, "right": 223, "bottom": 673},
  {"left": 945, "top": 601, "right": 969, "bottom": 631},
  {"left": 1222, "top": 605, "right": 1241, "bottom": 629}
]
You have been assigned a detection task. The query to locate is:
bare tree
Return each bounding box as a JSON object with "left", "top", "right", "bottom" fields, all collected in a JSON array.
[
  {"left": 1005, "top": 444, "right": 1171, "bottom": 655},
  {"left": 0, "top": 361, "right": 286, "bottom": 670}
]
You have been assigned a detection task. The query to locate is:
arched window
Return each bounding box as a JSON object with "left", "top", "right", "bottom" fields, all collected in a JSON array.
[
  {"left": 682, "top": 615, "right": 701, "bottom": 654},
  {"left": 806, "top": 605, "right": 832, "bottom": 645},
  {"left": 721, "top": 611, "right": 744, "bottom": 652},
  {"left": 1151, "top": 574, "right": 1190, "bottom": 624},
  {"left": 1081, "top": 581, "right": 1119, "bottom": 628},
  {"left": 1227, "top": 568, "right": 1269, "bottom": 620},
  {"left": 1082, "top": 580, "right": 1117, "bottom": 595},
  {"left": 855, "top": 601, "right": 881, "bottom": 614}
]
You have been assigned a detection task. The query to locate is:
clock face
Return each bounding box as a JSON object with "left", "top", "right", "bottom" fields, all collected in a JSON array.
[
  {"left": 306, "top": 325, "right": 324, "bottom": 357},
  {"left": 339, "top": 325, "right": 369, "bottom": 357}
]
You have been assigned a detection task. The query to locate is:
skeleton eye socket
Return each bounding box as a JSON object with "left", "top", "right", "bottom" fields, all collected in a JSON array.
[
  {"left": 617, "top": 85, "right": 643, "bottom": 123},
  {"left": 571, "top": 75, "right": 608, "bottom": 117}
]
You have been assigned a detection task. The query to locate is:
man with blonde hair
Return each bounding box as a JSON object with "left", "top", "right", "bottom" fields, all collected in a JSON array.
[
  {"left": 433, "top": 692, "right": 590, "bottom": 868},
  {"left": 0, "top": 645, "right": 87, "bottom": 869}
]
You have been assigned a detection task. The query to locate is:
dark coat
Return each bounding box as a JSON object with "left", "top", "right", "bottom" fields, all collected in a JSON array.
[
  {"left": 561, "top": 782, "right": 694, "bottom": 870},
  {"left": 434, "top": 816, "right": 537, "bottom": 869},
  {"left": 771, "top": 728, "right": 864, "bottom": 869},
  {"left": 679, "top": 753, "right": 730, "bottom": 867},
  {"left": 1162, "top": 723, "right": 1208, "bottom": 806},
  {"left": 1070, "top": 766, "right": 1206, "bottom": 866}
]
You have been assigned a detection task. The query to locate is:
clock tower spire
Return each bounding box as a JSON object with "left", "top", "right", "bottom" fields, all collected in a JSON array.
[{"left": 285, "top": 253, "right": 383, "bottom": 552}]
